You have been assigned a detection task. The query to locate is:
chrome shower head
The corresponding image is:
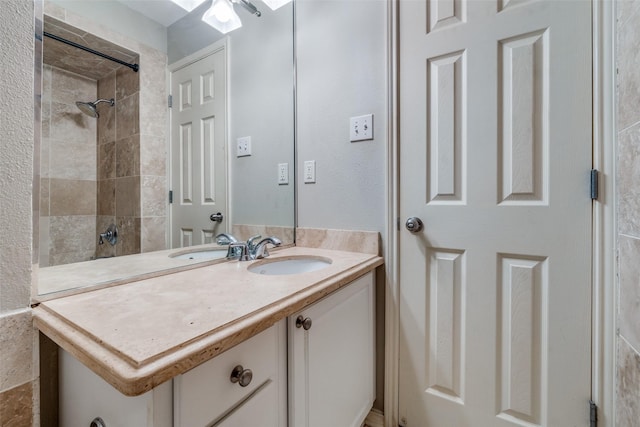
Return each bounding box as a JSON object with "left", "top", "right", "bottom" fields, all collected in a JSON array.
[{"left": 75, "top": 98, "right": 115, "bottom": 118}]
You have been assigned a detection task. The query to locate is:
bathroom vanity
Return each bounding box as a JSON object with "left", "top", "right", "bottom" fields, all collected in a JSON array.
[{"left": 34, "top": 231, "right": 382, "bottom": 427}]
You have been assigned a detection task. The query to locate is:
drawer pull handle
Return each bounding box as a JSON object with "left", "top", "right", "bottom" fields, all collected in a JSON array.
[
  {"left": 230, "top": 365, "right": 253, "bottom": 387},
  {"left": 296, "top": 315, "right": 312, "bottom": 330}
]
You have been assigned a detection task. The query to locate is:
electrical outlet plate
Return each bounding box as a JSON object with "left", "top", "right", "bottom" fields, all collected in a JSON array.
[
  {"left": 304, "top": 160, "right": 316, "bottom": 183},
  {"left": 349, "top": 114, "right": 373, "bottom": 142},
  {"left": 278, "top": 163, "right": 289, "bottom": 185},
  {"left": 237, "top": 136, "right": 252, "bottom": 157}
]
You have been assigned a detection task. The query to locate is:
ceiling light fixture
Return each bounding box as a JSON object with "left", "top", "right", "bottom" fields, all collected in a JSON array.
[
  {"left": 261, "top": 0, "right": 291, "bottom": 11},
  {"left": 202, "top": 0, "right": 243, "bottom": 33},
  {"left": 170, "top": 0, "right": 206, "bottom": 12}
]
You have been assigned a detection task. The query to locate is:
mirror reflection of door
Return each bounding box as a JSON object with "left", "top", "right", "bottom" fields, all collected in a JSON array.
[{"left": 169, "top": 44, "right": 228, "bottom": 248}]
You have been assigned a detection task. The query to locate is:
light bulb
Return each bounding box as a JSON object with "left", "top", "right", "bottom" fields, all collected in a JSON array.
[
  {"left": 211, "top": 0, "right": 234, "bottom": 22},
  {"left": 202, "top": 0, "right": 243, "bottom": 34}
]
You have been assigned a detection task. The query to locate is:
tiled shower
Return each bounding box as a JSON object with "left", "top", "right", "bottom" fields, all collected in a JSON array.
[{"left": 39, "top": 15, "right": 166, "bottom": 267}]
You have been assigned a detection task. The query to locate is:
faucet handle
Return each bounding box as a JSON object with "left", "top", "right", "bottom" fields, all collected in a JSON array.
[
  {"left": 246, "top": 234, "right": 262, "bottom": 251},
  {"left": 228, "top": 242, "right": 251, "bottom": 261}
]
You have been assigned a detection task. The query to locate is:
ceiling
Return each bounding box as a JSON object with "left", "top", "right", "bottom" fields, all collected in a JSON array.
[{"left": 114, "top": 0, "right": 193, "bottom": 27}]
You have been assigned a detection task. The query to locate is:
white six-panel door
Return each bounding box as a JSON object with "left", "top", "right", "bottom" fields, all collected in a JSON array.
[
  {"left": 170, "top": 47, "right": 227, "bottom": 248},
  {"left": 398, "top": 0, "right": 593, "bottom": 425}
]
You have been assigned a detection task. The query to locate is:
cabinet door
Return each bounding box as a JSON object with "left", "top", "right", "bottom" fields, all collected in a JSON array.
[
  {"left": 59, "top": 350, "right": 172, "bottom": 427},
  {"left": 289, "top": 272, "right": 375, "bottom": 427}
]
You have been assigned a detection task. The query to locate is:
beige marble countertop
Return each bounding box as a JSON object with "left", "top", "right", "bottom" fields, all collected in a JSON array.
[
  {"left": 34, "top": 243, "right": 383, "bottom": 396},
  {"left": 35, "top": 243, "right": 234, "bottom": 299}
]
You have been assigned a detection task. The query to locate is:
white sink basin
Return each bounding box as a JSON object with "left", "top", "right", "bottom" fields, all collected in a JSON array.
[
  {"left": 169, "top": 248, "right": 227, "bottom": 261},
  {"left": 248, "top": 256, "right": 332, "bottom": 275}
]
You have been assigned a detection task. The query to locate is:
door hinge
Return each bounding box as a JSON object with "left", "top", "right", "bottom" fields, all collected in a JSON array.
[
  {"left": 168, "top": 190, "right": 173, "bottom": 204},
  {"left": 590, "top": 400, "right": 598, "bottom": 427},
  {"left": 590, "top": 169, "right": 599, "bottom": 200},
  {"left": 168, "top": 94, "right": 173, "bottom": 108}
]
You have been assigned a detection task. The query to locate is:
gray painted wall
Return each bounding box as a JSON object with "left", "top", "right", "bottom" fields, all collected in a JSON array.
[
  {"left": 296, "top": 0, "right": 387, "bottom": 237},
  {"left": 50, "top": 0, "right": 168, "bottom": 53}
]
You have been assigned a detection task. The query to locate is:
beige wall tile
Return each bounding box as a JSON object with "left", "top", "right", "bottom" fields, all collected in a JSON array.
[
  {"left": 116, "top": 94, "right": 139, "bottom": 139},
  {"left": 98, "top": 140, "right": 116, "bottom": 180},
  {"left": 140, "top": 135, "right": 166, "bottom": 177},
  {"left": 141, "top": 217, "right": 167, "bottom": 253},
  {"left": 50, "top": 67, "right": 96, "bottom": 106},
  {"left": 0, "top": 311, "right": 34, "bottom": 391},
  {"left": 141, "top": 175, "right": 166, "bottom": 217},
  {"left": 49, "top": 101, "right": 96, "bottom": 144},
  {"left": 98, "top": 72, "right": 117, "bottom": 145},
  {"left": 115, "top": 176, "right": 140, "bottom": 217},
  {"left": 49, "top": 215, "right": 97, "bottom": 265},
  {"left": 618, "top": 124, "right": 640, "bottom": 237},
  {"left": 0, "top": 381, "right": 34, "bottom": 427},
  {"left": 116, "top": 216, "right": 141, "bottom": 256},
  {"left": 619, "top": 235, "right": 640, "bottom": 351},
  {"left": 116, "top": 64, "right": 139, "bottom": 101},
  {"left": 617, "top": 337, "right": 640, "bottom": 427},
  {"left": 617, "top": 3, "right": 640, "bottom": 131},
  {"left": 49, "top": 179, "right": 96, "bottom": 216},
  {"left": 49, "top": 138, "right": 96, "bottom": 181},
  {"left": 97, "top": 179, "right": 115, "bottom": 216},
  {"left": 116, "top": 134, "right": 140, "bottom": 178}
]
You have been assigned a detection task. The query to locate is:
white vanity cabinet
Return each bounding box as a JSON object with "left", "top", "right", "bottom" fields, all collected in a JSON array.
[
  {"left": 59, "top": 349, "right": 172, "bottom": 427},
  {"left": 56, "top": 270, "right": 377, "bottom": 427},
  {"left": 174, "top": 320, "right": 288, "bottom": 427},
  {"left": 288, "top": 271, "right": 376, "bottom": 427}
]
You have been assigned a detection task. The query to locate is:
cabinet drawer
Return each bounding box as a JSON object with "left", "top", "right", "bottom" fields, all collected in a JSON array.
[{"left": 174, "top": 321, "right": 283, "bottom": 427}]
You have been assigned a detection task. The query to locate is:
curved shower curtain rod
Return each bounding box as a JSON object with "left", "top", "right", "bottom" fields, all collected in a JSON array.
[{"left": 43, "top": 31, "right": 139, "bottom": 73}]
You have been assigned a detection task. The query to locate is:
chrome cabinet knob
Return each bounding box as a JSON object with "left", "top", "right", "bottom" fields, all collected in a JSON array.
[
  {"left": 296, "top": 315, "right": 312, "bottom": 330},
  {"left": 405, "top": 217, "right": 424, "bottom": 233},
  {"left": 90, "top": 417, "right": 106, "bottom": 427},
  {"left": 230, "top": 365, "right": 253, "bottom": 387},
  {"left": 210, "top": 212, "right": 224, "bottom": 223}
]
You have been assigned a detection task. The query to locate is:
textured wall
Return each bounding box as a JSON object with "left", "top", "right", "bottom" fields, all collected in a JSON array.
[
  {"left": 0, "top": 0, "right": 38, "bottom": 425},
  {"left": 296, "top": 0, "right": 387, "bottom": 235},
  {"left": 616, "top": 0, "right": 640, "bottom": 425}
]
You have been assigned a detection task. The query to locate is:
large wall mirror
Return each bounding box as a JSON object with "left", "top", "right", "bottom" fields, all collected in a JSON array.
[{"left": 35, "top": 0, "right": 295, "bottom": 296}]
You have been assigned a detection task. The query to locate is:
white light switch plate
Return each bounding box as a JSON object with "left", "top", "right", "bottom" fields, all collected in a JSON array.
[
  {"left": 304, "top": 160, "right": 316, "bottom": 183},
  {"left": 350, "top": 114, "right": 373, "bottom": 142},
  {"left": 237, "top": 136, "right": 252, "bottom": 157}
]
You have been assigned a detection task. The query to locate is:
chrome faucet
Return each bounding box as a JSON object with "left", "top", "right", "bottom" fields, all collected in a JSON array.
[
  {"left": 215, "top": 233, "right": 282, "bottom": 261},
  {"left": 215, "top": 233, "right": 238, "bottom": 245},
  {"left": 253, "top": 236, "right": 282, "bottom": 259},
  {"left": 215, "top": 233, "right": 242, "bottom": 259}
]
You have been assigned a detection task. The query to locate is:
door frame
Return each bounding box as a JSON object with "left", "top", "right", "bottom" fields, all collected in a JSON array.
[
  {"left": 167, "top": 39, "right": 230, "bottom": 248},
  {"left": 383, "top": 1, "right": 618, "bottom": 426}
]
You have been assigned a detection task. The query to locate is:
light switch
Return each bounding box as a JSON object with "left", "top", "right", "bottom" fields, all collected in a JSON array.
[{"left": 350, "top": 114, "right": 373, "bottom": 142}]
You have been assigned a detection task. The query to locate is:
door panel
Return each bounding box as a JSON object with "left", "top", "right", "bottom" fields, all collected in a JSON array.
[
  {"left": 398, "top": 1, "right": 592, "bottom": 425},
  {"left": 170, "top": 48, "right": 227, "bottom": 248}
]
